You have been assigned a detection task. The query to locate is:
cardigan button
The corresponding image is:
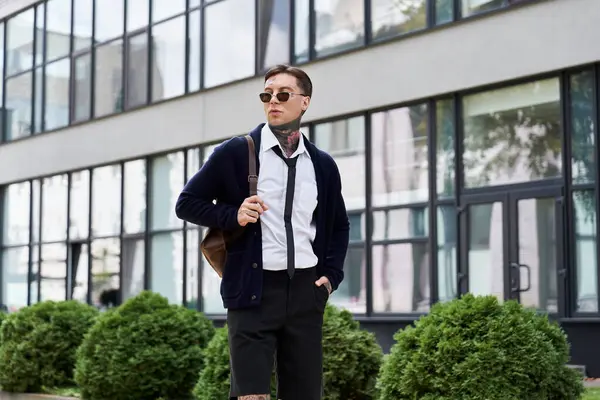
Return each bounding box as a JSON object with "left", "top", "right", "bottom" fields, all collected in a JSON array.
[
  {"left": 251, "top": 295, "right": 257, "bottom": 300},
  {"left": 252, "top": 263, "right": 258, "bottom": 269}
]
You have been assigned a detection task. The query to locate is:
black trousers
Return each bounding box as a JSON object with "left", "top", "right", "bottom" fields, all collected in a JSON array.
[{"left": 227, "top": 267, "right": 328, "bottom": 400}]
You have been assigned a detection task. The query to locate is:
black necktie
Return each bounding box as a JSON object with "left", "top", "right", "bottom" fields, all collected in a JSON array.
[{"left": 272, "top": 146, "right": 298, "bottom": 279}]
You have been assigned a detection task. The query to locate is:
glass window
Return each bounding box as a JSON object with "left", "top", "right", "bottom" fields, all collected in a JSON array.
[
  {"left": 2, "top": 246, "right": 29, "bottom": 311},
  {"left": 73, "top": 52, "right": 92, "bottom": 122},
  {"left": 31, "top": 244, "right": 39, "bottom": 303},
  {"left": 6, "top": 9, "right": 34, "bottom": 76},
  {"left": 5, "top": 72, "right": 33, "bottom": 141},
  {"left": 34, "top": 4, "right": 44, "bottom": 67},
  {"left": 94, "top": 39, "right": 124, "bottom": 117},
  {"left": 437, "top": 205, "right": 457, "bottom": 302},
  {"left": 187, "top": 148, "right": 200, "bottom": 180},
  {"left": 151, "top": 232, "right": 183, "bottom": 304},
  {"left": 40, "top": 243, "right": 67, "bottom": 301},
  {"left": 46, "top": 0, "right": 72, "bottom": 62},
  {"left": 188, "top": 10, "right": 201, "bottom": 92},
  {"left": 294, "top": 0, "right": 309, "bottom": 63},
  {"left": 152, "top": 0, "right": 186, "bottom": 23},
  {"left": 32, "top": 180, "right": 40, "bottom": 243},
  {"left": 70, "top": 243, "right": 89, "bottom": 302},
  {"left": 257, "top": 0, "right": 290, "bottom": 72},
  {"left": 186, "top": 228, "right": 199, "bottom": 309},
  {"left": 151, "top": 152, "right": 184, "bottom": 230},
  {"left": 127, "top": 0, "right": 148, "bottom": 32},
  {"left": 95, "top": 0, "right": 124, "bottom": 42},
  {"left": 92, "top": 164, "right": 122, "bottom": 237},
  {"left": 41, "top": 174, "right": 68, "bottom": 242},
  {"left": 461, "top": 0, "right": 503, "bottom": 17},
  {"left": 573, "top": 190, "right": 598, "bottom": 313},
  {"left": 436, "top": 98, "right": 455, "bottom": 198},
  {"left": 91, "top": 238, "right": 120, "bottom": 309},
  {"left": 122, "top": 237, "right": 145, "bottom": 300},
  {"left": 371, "top": 104, "right": 429, "bottom": 207},
  {"left": 204, "top": 0, "right": 255, "bottom": 88},
  {"left": 73, "top": 0, "right": 93, "bottom": 51},
  {"left": 372, "top": 206, "right": 428, "bottom": 241},
  {"left": 151, "top": 16, "right": 186, "bottom": 102},
  {"left": 69, "top": 170, "right": 90, "bottom": 239},
  {"left": 203, "top": 259, "right": 225, "bottom": 314},
  {"left": 126, "top": 32, "right": 148, "bottom": 108},
  {"left": 123, "top": 160, "right": 147, "bottom": 234},
  {"left": 436, "top": 0, "right": 454, "bottom": 24},
  {"left": 462, "top": 78, "right": 562, "bottom": 188},
  {"left": 2, "top": 183, "right": 30, "bottom": 246},
  {"left": 372, "top": 242, "right": 430, "bottom": 313},
  {"left": 33, "top": 67, "right": 43, "bottom": 134},
  {"left": 314, "top": 0, "right": 364, "bottom": 58},
  {"left": 371, "top": 0, "right": 426, "bottom": 41},
  {"left": 570, "top": 70, "right": 595, "bottom": 184},
  {"left": 45, "top": 58, "right": 71, "bottom": 131},
  {"left": 0, "top": 23, "right": 5, "bottom": 107}
]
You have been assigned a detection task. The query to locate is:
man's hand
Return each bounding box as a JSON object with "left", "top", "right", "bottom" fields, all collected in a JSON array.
[
  {"left": 315, "top": 276, "right": 332, "bottom": 295},
  {"left": 237, "top": 195, "right": 269, "bottom": 226}
]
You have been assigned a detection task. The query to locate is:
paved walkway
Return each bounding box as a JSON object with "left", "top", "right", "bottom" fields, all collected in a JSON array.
[{"left": 0, "top": 394, "right": 76, "bottom": 400}]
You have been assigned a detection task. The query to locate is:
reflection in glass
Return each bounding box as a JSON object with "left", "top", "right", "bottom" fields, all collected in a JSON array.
[
  {"left": 94, "top": 39, "right": 124, "bottom": 117},
  {"left": 436, "top": 98, "right": 455, "bottom": 198},
  {"left": 188, "top": 10, "right": 201, "bottom": 92},
  {"left": 314, "top": 0, "right": 364, "bottom": 58},
  {"left": 573, "top": 191, "right": 598, "bottom": 312},
  {"left": 34, "top": 4, "right": 44, "bottom": 67},
  {"left": 437, "top": 205, "right": 456, "bottom": 302},
  {"left": 46, "top": 0, "right": 72, "bottom": 62},
  {"left": 127, "top": 0, "right": 148, "bottom": 32},
  {"left": 372, "top": 242, "right": 429, "bottom": 312},
  {"left": 73, "top": 52, "right": 92, "bottom": 122},
  {"left": 371, "top": 104, "right": 428, "bottom": 207},
  {"left": 73, "top": 0, "right": 93, "bottom": 51},
  {"left": 2, "top": 246, "right": 29, "bottom": 311},
  {"left": 151, "top": 232, "right": 183, "bottom": 305},
  {"left": 95, "top": 0, "right": 124, "bottom": 42},
  {"left": 435, "top": 0, "right": 454, "bottom": 24},
  {"left": 204, "top": 0, "right": 255, "bottom": 88},
  {"left": 69, "top": 170, "right": 90, "bottom": 239},
  {"left": 468, "top": 202, "right": 503, "bottom": 300},
  {"left": 517, "top": 197, "right": 558, "bottom": 312},
  {"left": 0, "top": 23, "right": 4, "bottom": 102},
  {"left": 186, "top": 229, "right": 199, "bottom": 309},
  {"left": 92, "top": 165, "right": 122, "bottom": 237},
  {"left": 6, "top": 9, "right": 34, "bottom": 76},
  {"left": 31, "top": 244, "right": 39, "bottom": 303},
  {"left": 314, "top": 117, "right": 365, "bottom": 211},
  {"left": 153, "top": 0, "right": 186, "bottom": 23},
  {"left": 40, "top": 243, "right": 67, "bottom": 301},
  {"left": 126, "top": 33, "right": 148, "bottom": 108},
  {"left": 570, "top": 70, "right": 595, "bottom": 184},
  {"left": 257, "top": 0, "right": 290, "bottom": 71},
  {"left": 2, "top": 182, "right": 30, "bottom": 246},
  {"left": 32, "top": 180, "right": 40, "bottom": 243},
  {"left": 34, "top": 67, "right": 43, "bottom": 133},
  {"left": 187, "top": 148, "right": 200, "bottom": 180},
  {"left": 91, "top": 238, "right": 120, "bottom": 309},
  {"left": 152, "top": 16, "right": 185, "bottom": 101},
  {"left": 372, "top": 207, "right": 427, "bottom": 241},
  {"left": 203, "top": 258, "right": 225, "bottom": 314},
  {"left": 462, "top": 79, "right": 562, "bottom": 188},
  {"left": 122, "top": 238, "right": 144, "bottom": 300},
  {"left": 331, "top": 245, "right": 365, "bottom": 313},
  {"left": 5, "top": 72, "right": 33, "bottom": 140},
  {"left": 461, "top": 0, "right": 503, "bottom": 17},
  {"left": 41, "top": 174, "right": 68, "bottom": 242},
  {"left": 294, "top": 0, "right": 309, "bottom": 63},
  {"left": 151, "top": 152, "right": 184, "bottom": 230},
  {"left": 45, "top": 58, "right": 71, "bottom": 130},
  {"left": 371, "top": 0, "right": 426, "bottom": 40},
  {"left": 123, "top": 160, "right": 146, "bottom": 233},
  {"left": 69, "top": 243, "right": 89, "bottom": 302}
]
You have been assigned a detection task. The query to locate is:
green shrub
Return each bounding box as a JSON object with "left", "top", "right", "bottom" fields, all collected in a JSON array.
[
  {"left": 0, "top": 300, "right": 98, "bottom": 393},
  {"left": 194, "top": 304, "right": 383, "bottom": 400},
  {"left": 74, "top": 291, "right": 215, "bottom": 400},
  {"left": 376, "top": 294, "right": 585, "bottom": 400}
]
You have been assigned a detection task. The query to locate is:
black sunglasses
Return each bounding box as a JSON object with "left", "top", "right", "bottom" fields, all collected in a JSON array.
[{"left": 259, "top": 92, "right": 307, "bottom": 103}]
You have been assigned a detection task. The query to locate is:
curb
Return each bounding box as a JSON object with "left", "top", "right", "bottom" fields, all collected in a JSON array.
[{"left": 0, "top": 393, "right": 77, "bottom": 400}]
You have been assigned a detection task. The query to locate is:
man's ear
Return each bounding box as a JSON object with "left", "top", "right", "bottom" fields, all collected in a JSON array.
[{"left": 302, "top": 96, "right": 310, "bottom": 111}]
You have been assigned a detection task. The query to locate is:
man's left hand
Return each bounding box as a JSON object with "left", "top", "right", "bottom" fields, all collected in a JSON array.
[{"left": 315, "top": 276, "right": 332, "bottom": 295}]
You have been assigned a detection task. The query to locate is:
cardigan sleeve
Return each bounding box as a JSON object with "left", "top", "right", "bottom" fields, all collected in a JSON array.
[{"left": 175, "top": 140, "right": 240, "bottom": 231}]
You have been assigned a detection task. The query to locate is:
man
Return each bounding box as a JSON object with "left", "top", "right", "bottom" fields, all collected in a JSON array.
[{"left": 175, "top": 64, "right": 349, "bottom": 400}]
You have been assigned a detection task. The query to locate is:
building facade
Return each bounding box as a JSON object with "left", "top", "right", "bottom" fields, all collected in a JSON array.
[{"left": 1, "top": 0, "right": 600, "bottom": 375}]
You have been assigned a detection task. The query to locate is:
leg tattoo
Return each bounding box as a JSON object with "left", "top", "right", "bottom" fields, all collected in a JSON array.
[{"left": 238, "top": 395, "right": 270, "bottom": 400}]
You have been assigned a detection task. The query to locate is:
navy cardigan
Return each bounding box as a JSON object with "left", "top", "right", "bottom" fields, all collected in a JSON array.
[{"left": 175, "top": 123, "right": 350, "bottom": 310}]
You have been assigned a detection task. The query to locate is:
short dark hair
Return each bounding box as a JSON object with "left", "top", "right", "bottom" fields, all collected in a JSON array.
[{"left": 264, "top": 64, "right": 313, "bottom": 98}]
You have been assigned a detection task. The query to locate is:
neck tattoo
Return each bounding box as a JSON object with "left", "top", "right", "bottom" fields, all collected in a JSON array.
[{"left": 270, "top": 116, "right": 301, "bottom": 158}]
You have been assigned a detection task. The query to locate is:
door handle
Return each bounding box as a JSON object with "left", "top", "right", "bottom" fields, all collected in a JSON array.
[{"left": 510, "top": 262, "right": 531, "bottom": 293}]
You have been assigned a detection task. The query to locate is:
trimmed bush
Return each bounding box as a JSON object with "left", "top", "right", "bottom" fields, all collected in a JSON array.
[
  {"left": 194, "top": 304, "right": 383, "bottom": 400},
  {"left": 0, "top": 300, "right": 98, "bottom": 393},
  {"left": 376, "top": 294, "right": 585, "bottom": 400},
  {"left": 74, "top": 291, "right": 215, "bottom": 400}
]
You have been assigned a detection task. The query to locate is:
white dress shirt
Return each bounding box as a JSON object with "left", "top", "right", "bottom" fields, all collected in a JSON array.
[{"left": 258, "top": 123, "right": 319, "bottom": 271}]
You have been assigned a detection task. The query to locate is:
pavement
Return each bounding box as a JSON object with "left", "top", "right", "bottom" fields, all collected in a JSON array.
[{"left": 0, "top": 394, "right": 76, "bottom": 400}]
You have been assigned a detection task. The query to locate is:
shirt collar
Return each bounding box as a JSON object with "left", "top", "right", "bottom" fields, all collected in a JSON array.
[{"left": 260, "top": 123, "right": 309, "bottom": 159}]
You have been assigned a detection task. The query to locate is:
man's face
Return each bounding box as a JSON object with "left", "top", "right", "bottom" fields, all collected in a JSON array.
[{"left": 262, "top": 73, "right": 310, "bottom": 126}]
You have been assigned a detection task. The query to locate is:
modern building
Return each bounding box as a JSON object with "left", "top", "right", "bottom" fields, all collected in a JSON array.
[{"left": 0, "top": 0, "right": 599, "bottom": 375}]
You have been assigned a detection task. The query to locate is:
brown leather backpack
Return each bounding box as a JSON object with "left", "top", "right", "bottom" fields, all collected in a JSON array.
[{"left": 200, "top": 135, "right": 257, "bottom": 278}]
